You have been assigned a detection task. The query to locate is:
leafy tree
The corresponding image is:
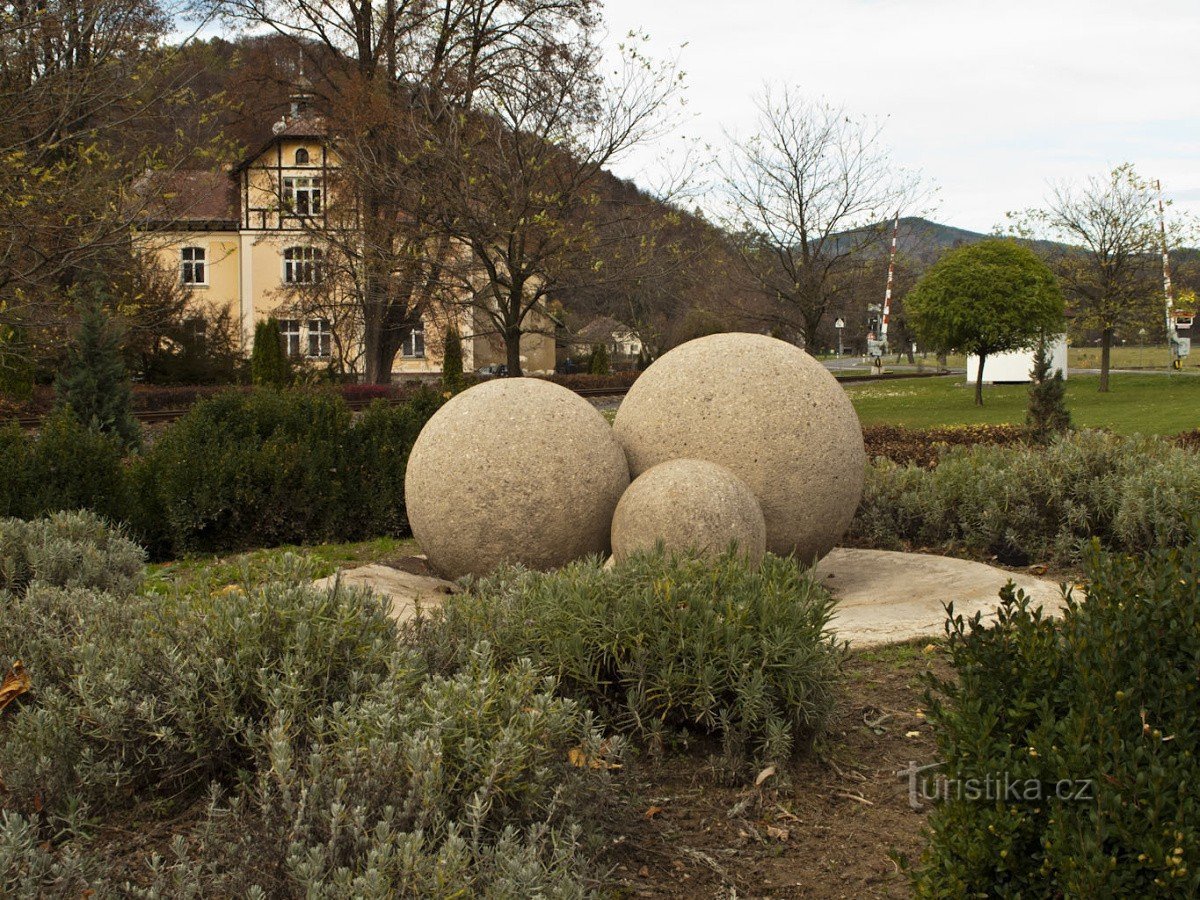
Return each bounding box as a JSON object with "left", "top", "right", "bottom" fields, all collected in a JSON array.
[
  {"left": 1027, "top": 336, "right": 1072, "bottom": 442},
  {"left": 250, "top": 318, "right": 294, "bottom": 387},
  {"left": 906, "top": 240, "right": 1064, "bottom": 406},
  {"left": 588, "top": 343, "right": 610, "bottom": 375},
  {"left": 441, "top": 325, "right": 464, "bottom": 394},
  {"left": 54, "top": 295, "right": 140, "bottom": 448}
]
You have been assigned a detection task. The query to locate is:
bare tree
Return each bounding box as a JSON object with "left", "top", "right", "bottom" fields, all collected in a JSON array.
[
  {"left": 1017, "top": 164, "right": 1177, "bottom": 392},
  {"left": 719, "top": 86, "right": 925, "bottom": 349},
  {"left": 422, "top": 38, "right": 682, "bottom": 375},
  {"left": 0, "top": 0, "right": 226, "bottom": 385},
  {"left": 214, "top": 0, "right": 599, "bottom": 381}
]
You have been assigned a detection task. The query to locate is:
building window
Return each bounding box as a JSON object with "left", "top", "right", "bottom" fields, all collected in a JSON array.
[
  {"left": 282, "top": 176, "right": 321, "bottom": 215},
  {"left": 278, "top": 319, "right": 302, "bottom": 357},
  {"left": 294, "top": 148, "right": 310, "bottom": 165},
  {"left": 180, "top": 246, "right": 206, "bottom": 285},
  {"left": 402, "top": 323, "right": 425, "bottom": 358},
  {"left": 283, "top": 246, "right": 323, "bottom": 284},
  {"left": 307, "top": 319, "right": 331, "bottom": 358}
]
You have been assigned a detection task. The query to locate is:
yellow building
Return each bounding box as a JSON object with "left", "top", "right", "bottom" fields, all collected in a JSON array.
[{"left": 135, "top": 107, "right": 556, "bottom": 379}]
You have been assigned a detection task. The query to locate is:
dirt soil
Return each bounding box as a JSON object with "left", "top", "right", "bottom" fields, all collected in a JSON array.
[{"left": 599, "top": 640, "right": 950, "bottom": 899}]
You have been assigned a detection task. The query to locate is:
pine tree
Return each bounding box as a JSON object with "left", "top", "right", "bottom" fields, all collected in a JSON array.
[
  {"left": 441, "top": 325, "right": 464, "bottom": 394},
  {"left": 1027, "top": 336, "right": 1072, "bottom": 442},
  {"left": 251, "top": 318, "right": 294, "bottom": 387},
  {"left": 588, "top": 342, "right": 610, "bottom": 375},
  {"left": 54, "top": 296, "right": 140, "bottom": 448}
]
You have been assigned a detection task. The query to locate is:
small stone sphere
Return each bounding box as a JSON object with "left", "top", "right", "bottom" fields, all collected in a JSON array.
[
  {"left": 405, "top": 377, "right": 629, "bottom": 579},
  {"left": 610, "top": 459, "right": 766, "bottom": 564},
  {"left": 613, "top": 333, "right": 865, "bottom": 563}
]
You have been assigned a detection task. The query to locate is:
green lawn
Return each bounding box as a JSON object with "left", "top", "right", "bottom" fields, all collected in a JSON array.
[
  {"left": 844, "top": 373, "right": 1200, "bottom": 435},
  {"left": 144, "top": 536, "right": 417, "bottom": 596}
]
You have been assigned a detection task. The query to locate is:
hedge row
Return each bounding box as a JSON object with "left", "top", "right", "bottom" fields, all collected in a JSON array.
[
  {"left": 851, "top": 430, "right": 1200, "bottom": 565},
  {"left": 861, "top": 423, "right": 1030, "bottom": 467},
  {"left": 0, "top": 387, "right": 441, "bottom": 558}
]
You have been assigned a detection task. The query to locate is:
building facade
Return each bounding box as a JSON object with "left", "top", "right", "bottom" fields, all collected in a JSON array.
[{"left": 135, "top": 107, "right": 556, "bottom": 379}]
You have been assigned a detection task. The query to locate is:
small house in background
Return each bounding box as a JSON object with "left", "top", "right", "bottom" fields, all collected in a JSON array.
[
  {"left": 569, "top": 316, "right": 644, "bottom": 362},
  {"left": 966, "top": 334, "right": 1068, "bottom": 384}
]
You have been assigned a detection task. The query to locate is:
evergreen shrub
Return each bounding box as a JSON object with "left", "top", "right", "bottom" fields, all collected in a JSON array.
[
  {"left": 908, "top": 535, "right": 1200, "bottom": 896},
  {"left": 426, "top": 550, "right": 844, "bottom": 767}
]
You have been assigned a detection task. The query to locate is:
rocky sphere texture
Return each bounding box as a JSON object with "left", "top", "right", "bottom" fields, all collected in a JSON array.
[
  {"left": 610, "top": 459, "right": 766, "bottom": 564},
  {"left": 613, "top": 333, "right": 865, "bottom": 562},
  {"left": 405, "top": 377, "right": 630, "bottom": 579}
]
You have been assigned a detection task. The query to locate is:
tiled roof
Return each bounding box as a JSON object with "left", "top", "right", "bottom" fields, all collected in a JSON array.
[
  {"left": 133, "top": 170, "right": 238, "bottom": 226},
  {"left": 232, "top": 114, "right": 328, "bottom": 173},
  {"left": 574, "top": 316, "right": 633, "bottom": 343}
]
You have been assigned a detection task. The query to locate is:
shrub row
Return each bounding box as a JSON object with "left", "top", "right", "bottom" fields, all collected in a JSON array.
[
  {"left": 908, "top": 535, "right": 1200, "bottom": 896},
  {"left": 423, "top": 550, "right": 845, "bottom": 768},
  {"left": 0, "top": 513, "right": 605, "bottom": 897},
  {"left": 0, "top": 387, "right": 441, "bottom": 558},
  {"left": 850, "top": 430, "right": 1200, "bottom": 565}
]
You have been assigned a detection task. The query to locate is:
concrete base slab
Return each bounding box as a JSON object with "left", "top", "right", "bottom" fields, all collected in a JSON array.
[
  {"left": 814, "top": 548, "right": 1066, "bottom": 647},
  {"left": 313, "top": 563, "right": 457, "bottom": 625}
]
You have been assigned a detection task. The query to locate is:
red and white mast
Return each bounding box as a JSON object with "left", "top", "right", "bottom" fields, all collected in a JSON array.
[
  {"left": 880, "top": 211, "right": 900, "bottom": 347},
  {"left": 1157, "top": 180, "right": 1176, "bottom": 339}
]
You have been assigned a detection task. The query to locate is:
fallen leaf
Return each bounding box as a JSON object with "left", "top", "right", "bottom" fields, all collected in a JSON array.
[
  {"left": 754, "top": 765, "right": 777, "bottom": 787},
  {"left": 0, "top": 660, "right": 31, "bottom": 715},
  {"left": 644, "top": 805, "right": 665, "bottom": 820},
  {"left": 905, "top": 730, "right": 921, "bottom": 738},
  {"left": 638, "top": 866, "right": 650, "bottom": 878},
  {"left": 567, "top": 742, "right": 621, "bottom": 770},
  {"left": 766, "top": 824, "right": 790, "bottom": 841},
  {"left": 1028, "top": 564, "right": 1048, "bottom": 576}
]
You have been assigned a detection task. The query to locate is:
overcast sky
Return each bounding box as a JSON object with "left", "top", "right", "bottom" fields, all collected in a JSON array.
[{"left": 597, "top": 0, "right": 1200, "bottom": 233}]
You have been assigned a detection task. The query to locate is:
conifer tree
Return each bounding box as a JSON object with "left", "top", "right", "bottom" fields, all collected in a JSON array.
[
  {"left": 251, "top": 318, "right": 294, "bottom": 387},
  {"left": 441, "top": 326, "right": 464, "bottom": 393},
  {"left": 54, "top": 296, "right": 140, "bottom": 448},
  {"left": 1027, "top": 336, "right": 1072, "bottom": 442},
  {"left": 588, "top": 342, "right": 610, "bottom": 375}
]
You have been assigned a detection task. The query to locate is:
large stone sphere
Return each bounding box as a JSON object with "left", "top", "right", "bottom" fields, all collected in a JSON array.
[
  {"left": 610, "top": 459, "right": 766, "bottom": 564},
  {"left": 612, "top": 333, "right": 865, "bottom": 563},
  {"left": 405, "top": 378, "right": 629, "bottom": 579}
]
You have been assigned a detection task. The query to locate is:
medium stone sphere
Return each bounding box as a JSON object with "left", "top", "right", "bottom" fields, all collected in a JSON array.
[
  {"left": 612, "top": 333, "right": 865, "bottom": 563},
  {"left": 405, "top": 377, "right": 629, "bottom": 579},
  {"left": 610, "top": 459, "right": 766, "bottom": 564}
]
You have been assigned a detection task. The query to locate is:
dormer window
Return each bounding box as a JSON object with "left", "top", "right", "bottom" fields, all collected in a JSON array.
[
  {"left": 294, "top": 148, "right": 310, "bottom": 165},
  {"left": 282, "top": 176, "right": 321, "bottom": 215}
]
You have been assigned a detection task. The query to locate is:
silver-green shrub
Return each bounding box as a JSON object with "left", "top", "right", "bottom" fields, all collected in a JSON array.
[
  {"left": 851, "top": 430, "right": 1200, "bottom": 565},
  {"left": 0, "top": 510, "right": 144, "bottom": 598},
  {"left": 424, "top": 550, "right": 844, "bottom": 767}
]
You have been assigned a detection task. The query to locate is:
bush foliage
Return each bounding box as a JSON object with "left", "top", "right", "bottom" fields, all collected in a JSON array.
[
  {"left": 909, "top": 535, "right": 1200, "bottom": 896},
  {"left": 427, "top": 550, "right": 844, "bottom": 766},
  {"left": 851, "top": 430, "right": 1200, "bottom": 565},
  {"left": 0, "top": 517, "right": 605, "bottom": 897},
  {"left": 1, "top": 387, "right": 440, "bottom": 559}
]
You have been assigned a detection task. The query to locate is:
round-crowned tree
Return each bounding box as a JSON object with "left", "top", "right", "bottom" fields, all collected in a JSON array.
[{"left": 906, "top": 240, "right": 1064, "bottom": 405}]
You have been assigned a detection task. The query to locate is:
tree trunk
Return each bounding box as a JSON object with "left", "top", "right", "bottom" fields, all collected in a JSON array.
[
  {"left": 505, "top": 325, "right": 523, "bottom": 377},
  {"left": 975, "top": 353, "right": 986, "bottom": 406},
  {"left": 1099, "top": 327, "right": 1113, "bottom": 393},
  {"left": 937, "top": 351, "right": 948, "bottom": 373}
]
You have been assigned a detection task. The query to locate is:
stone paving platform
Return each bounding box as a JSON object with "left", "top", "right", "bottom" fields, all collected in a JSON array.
[{"left": 814, "top": 547, "right": 1067, "bottom": 647}]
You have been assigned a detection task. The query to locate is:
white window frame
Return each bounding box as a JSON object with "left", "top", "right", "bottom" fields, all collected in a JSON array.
[
  {"left": 402, "top": 323, "right": 426, "bottom": 359},
  {"left": 307, "top": 319, "right": 331, "bottom": 358},
  {"left": 283, "top": 246, "right": 324, "bottom": 285},
  {"left": 278, "top": 319, "right": 302, "bottom": 357},
  {"left": 282, "top": 176, "right": 322, "bottom": 215},
  {"left": 180, "top": 246, "right": 207, "bottom": 286}
]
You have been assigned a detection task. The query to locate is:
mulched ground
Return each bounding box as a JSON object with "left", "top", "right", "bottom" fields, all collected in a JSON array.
[{"left": 599, "top": 640, "right": 950, "bottom": 898}]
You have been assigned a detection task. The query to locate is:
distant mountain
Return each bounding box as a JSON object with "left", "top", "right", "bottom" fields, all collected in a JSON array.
[{"left": 842, "top": 216, "right": 1067, "bottom": 266}]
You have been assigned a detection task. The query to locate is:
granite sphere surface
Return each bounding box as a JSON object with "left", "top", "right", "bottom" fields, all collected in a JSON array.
[
  {"left": 612, "top": 333, "right": 865, "bottom": 563},
  {"left": 610, "top": 459, "right": 766, "bottom": 564},
  {"left": 405, "top": 377, "right": 630, "bottom": 579}
]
